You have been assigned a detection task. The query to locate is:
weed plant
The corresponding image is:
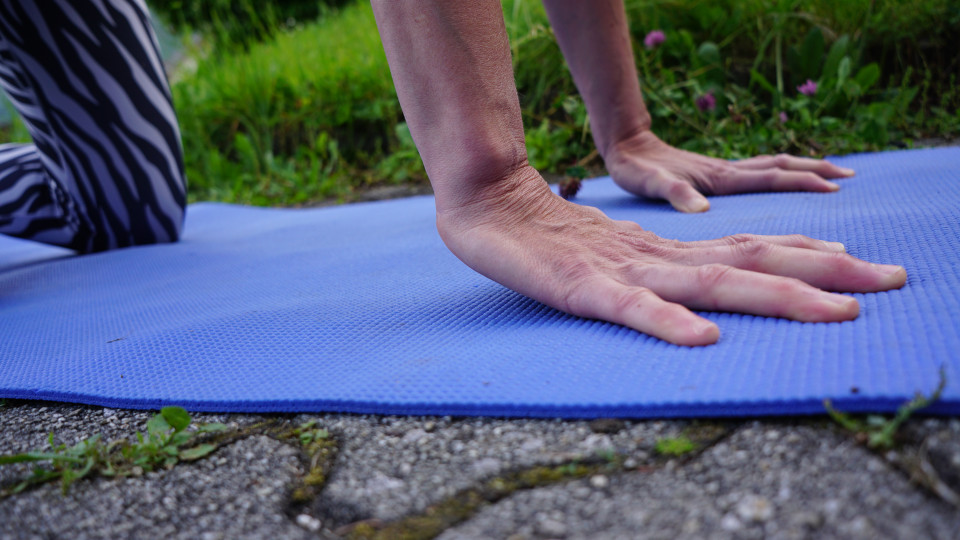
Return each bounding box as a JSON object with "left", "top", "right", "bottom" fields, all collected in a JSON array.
[
  {"left": 0, "top": 407, "right": 226, "bottom": 496},
  {"left": 824, "top": 367, "right": 947, "bottom": 449}
]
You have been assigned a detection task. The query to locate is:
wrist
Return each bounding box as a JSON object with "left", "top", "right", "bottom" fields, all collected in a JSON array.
[
  {"left": 597, "top": 120, "right": 654, "bottom": 161},
  {"left": 603, "top": 129, "right": 664, "bottom": 166},
  {"left": 435, "top": 164, "right": 554, "bottom": 244}
]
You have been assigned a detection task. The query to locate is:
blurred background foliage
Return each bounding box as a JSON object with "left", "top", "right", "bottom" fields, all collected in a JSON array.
[{"left": 3, "top": 0, "right": 958, "bottom": 206}]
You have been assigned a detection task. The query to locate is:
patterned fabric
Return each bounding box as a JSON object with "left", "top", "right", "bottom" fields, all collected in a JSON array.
[{"left": 0, "top": 0, "right": 185, "bottom": 252}]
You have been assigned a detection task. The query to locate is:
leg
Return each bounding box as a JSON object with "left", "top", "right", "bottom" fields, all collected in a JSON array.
[{"left": 0, "top": 0, "right": 185, "bottom": 253}]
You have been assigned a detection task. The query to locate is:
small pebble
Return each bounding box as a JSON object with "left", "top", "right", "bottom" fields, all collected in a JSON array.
[
  {"left": 589, "top": 475, "right": 609, "bottom": 489},
  {"left": 535, "top": 517, "right": 567, "bottom": 537},
  {"left": 295, "top": 513, "right": 322, "bottom": 532},
  {"left": 720, "top": 514, "right": 743, "bottom": 531},
  {"left": 736, "top": 494, "right": 774, "bottom": 522}
]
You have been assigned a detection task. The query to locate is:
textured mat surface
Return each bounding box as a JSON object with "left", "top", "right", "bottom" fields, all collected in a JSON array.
[{"left": 0, "top": 147, "right": 958, "bottom": 417}]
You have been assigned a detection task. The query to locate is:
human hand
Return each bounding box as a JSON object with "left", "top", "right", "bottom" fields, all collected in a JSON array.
[
  {"left": 437, "top": 166, "right": 906, "bottom": 346},
  {"left": 604, "top": 131, "right": 856, "bottom": 213}
]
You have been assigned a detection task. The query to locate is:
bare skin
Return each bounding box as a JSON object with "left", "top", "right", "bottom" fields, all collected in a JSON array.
[{"left": 371, "top": 0, "right": 906, "bottom": 346}]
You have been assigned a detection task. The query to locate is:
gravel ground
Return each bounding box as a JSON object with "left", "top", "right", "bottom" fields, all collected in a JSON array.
[
  {"left": 440, "top": 422, "right": 960, "bottom": 540},
  {"left": 2, "top": 401, "right": 958, "bottom": 539}
]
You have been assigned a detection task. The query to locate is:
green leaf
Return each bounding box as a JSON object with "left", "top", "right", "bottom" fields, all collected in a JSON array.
[
  {"left": 0, "top": 452, "right": 82, "bottom": 465},
  {"left": 161, "top": 407, "right": 192, "bottom": 431},
  {"left": 196, "top": 423, "right": 228, "bottom": 434},
  {"left": 798, "top": 28, "right": 825, "bottom": 82},
  {"left": 169, "top": 432, "right": 192, "bottom": 447},
  {"left": 854, "top": 63, "right": 880, "bottom": 93},
  {"left": 696, "top": 41, "right": 720, "bottom": 67},
  {"left": 844, "top": 79, "right": 863, "bottom": 99},
  {"left": 146, "top": 414, "right": 171, "bottom": 437},
  {"left": 822, "top": 35, "right": 850, "bottom": 80},
  {"left": 836, "top": 56, "right": 852, "bottom": 89},
  {"left": 749, "top": 69, "right": 777, "bottom": 95},
  {"left": 179, "top": 444, "right": 217, "bottom": 461}
]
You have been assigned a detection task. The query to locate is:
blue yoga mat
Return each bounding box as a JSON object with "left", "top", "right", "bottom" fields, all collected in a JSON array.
[{"left": 0, "top": 147, "right": 957, "bottom": 417}]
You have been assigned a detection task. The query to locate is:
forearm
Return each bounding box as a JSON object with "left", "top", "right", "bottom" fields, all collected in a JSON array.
[
  {"left": 371, "top": 0, "right": 536, "bottom": 217},
  {"left": 542, "top": 0, "right": 651, "bottom": 159}
]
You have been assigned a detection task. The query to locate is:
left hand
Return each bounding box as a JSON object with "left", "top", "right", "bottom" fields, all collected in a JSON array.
[{"left": 604, "top": 131, "right": 857, "bottom": 213}]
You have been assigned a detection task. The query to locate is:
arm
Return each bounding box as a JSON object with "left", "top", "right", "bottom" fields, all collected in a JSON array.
[
  {"left": 543, "top": 0, "right": 854, "bottom": 212},
  {"left": 371, "top": 0, "right": 905, "bottom": 346}
]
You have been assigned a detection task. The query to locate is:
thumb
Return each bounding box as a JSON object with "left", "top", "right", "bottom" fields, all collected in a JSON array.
[{"left": 663, "top": 179, "right": 710, "bottom": 213}]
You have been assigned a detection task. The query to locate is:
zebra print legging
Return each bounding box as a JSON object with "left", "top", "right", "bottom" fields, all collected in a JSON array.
[{"left": 0, "top": 0, "right": 185, "bottom": 253}]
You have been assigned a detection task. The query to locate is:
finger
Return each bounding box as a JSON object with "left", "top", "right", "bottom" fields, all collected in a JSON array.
[
  {"left": 677, "top": 233, "right": 846, "bottom": 253},
  {"left": 565, "top": 278, "right": 719, "bottom": 346},
  {"left": 671, "top": 240, "right": 907, "bottom": 292},
  {"left": 658, "top": 179, "right": 710, "bottom": 213},
  {"left": 634, "top": 264, "right": 859, "bottom": 322},
  {"left": 734, "top": 154, "right": 855, "bottom": 178},
  {"left": 713, "top": 169, "right": 840, "bottom": 195}
]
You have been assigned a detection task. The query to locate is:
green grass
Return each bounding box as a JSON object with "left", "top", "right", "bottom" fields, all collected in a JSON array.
[
  {"left": 3, "top": 1, "right": 957, "bottom": 205},
  {"left": 172, "top": 1, "right": 421, "bottom": 205},
  {"left": 169, "top": 0, "right": 957, "bottom": 205}
]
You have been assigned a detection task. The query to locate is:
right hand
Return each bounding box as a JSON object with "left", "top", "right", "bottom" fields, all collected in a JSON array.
[{"left": 436, "top": 166, "right": 907, "bottom": 346}]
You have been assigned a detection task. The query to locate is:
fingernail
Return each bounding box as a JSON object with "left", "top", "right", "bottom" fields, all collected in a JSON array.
[
  {"left": 841, "top": 168, "right": 855, "bottom": 177},
  {"left": 872, "top": 263, "right": 904, "bottom": 276},
  {"left": 822, "top": 241, "right": 846, "bottom": 252},
  {"left": 683, "top": 199, "right": 710, "bottom": 213},
  {"left": 827, "top": 182, "right": 840, "bottom": 191}
]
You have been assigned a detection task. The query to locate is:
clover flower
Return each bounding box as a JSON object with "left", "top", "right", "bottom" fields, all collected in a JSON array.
[
  {"left": 779, "top": 111, "right": 788, "bottom": 123},
  {"left": 797, "top": 79, "right": 818, "bottom": 96},
  {"left": 644, "top": 30, "right": 666, "bottom": 49},
  {"left": 695, "top": 92, "right": 716, "bottom": 112}
]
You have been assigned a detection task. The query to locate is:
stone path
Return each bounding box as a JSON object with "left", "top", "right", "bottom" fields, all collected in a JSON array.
[{"left": 1, "top": 401, "right": 958, "bottom": 539}]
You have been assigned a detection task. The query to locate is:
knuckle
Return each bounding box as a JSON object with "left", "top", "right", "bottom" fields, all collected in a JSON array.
[
  {"left": 735, "top": 239, "right": 773, "bottom": 261},
  {"left": 801, "top": 171, "right": 822, "bottom": 184},
  {"left": 773, "top": 276, "right": 808, "bottom": 296},
  {"left": 616, "top": 219, "right": 645, "bottom": 233},
  {"left": 665, "top": 181, "right": 692, "bottom": 199},
  {"left": 696, "top": 263, "right": 734, "bottom": 288},
  {"left": 724, "top": 233, "right": 756, "bottom": 245},
  {"left": 776, "top": 233, "right": 815, "bottom": 249},
  {"left": 612, "top": 287, "right": 657, "bottom": 317},
  {"left": 628, "top": 263, "right": 660, "bottom": 285},
  {"left": 615, "top": 230, "right": 674, "bottom": 258},
  {"left": 706, "top": 164, "right": 731, "bottom": 190},
  {"left": 825, "top": 251, "right": 855, "bottom": 271},
  {"left": 774, "top": 154, "right": 791, "bottom": 168},
  {"left": 560, "top": 281, "right": 592, "bottom": 316}
]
